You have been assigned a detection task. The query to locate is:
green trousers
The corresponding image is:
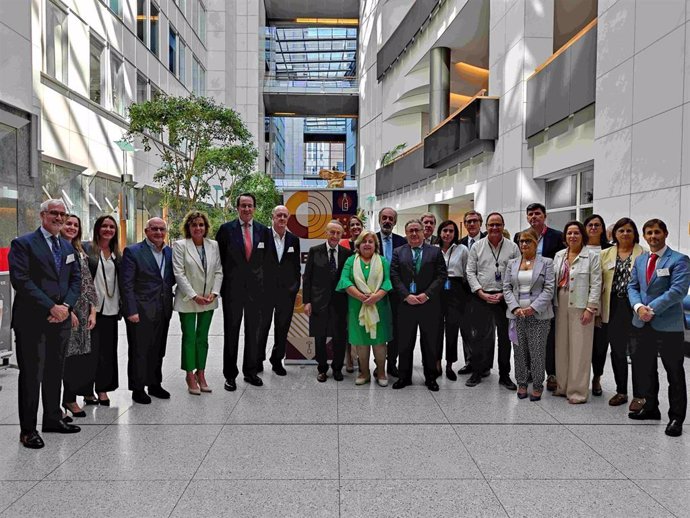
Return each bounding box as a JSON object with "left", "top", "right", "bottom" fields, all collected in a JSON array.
[{"left": 179, "top": 310, "right": 214, "bottom": 371}]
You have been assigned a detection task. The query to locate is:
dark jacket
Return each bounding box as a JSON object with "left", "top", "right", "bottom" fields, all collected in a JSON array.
[
  {"left": 302, "top": 243, "right": 352, "bottom": 313},
  {"left": 460, "top": 231, "right": 486, "bottom": 248},
  {"left": 390, "top": 243, "right": 447, "bottom": 302},
  {"left": 120, "top": 240, "right": 174, "bottom": 321},
  {"left": 264, "top": 229, "right": 302, "bottom": 296},
  {"left": 513, "top": 226, "right": 564, "bottom": 259}
]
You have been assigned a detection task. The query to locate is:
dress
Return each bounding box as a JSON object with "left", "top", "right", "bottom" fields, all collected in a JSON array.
[
  {"left": 67, "top": 252, "right": 98, "bottom": 357},
  {"left": 336, "top": 255, "right": 393, "bottom": 346}
]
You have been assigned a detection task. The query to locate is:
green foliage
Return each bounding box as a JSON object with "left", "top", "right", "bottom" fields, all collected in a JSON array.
[{"left": 381, "top": 143, "right": 407, "bottom": 166}]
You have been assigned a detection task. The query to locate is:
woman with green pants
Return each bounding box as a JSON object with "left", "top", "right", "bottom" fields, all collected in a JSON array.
[{"left": 172, "top": 211, "right": 223, "bottom": 395}]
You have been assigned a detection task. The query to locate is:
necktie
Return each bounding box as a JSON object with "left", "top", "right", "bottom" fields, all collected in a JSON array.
[
  {"left": 468, "top": 238, "right": 474, "bottom": 249},
  {"left": 329, "top": 247, "right": 337, "bottom": 275},
  {"left": 384, "top": 236, "right": 392, "bottom": 262},
  {"left": 412, "top": 247, "right": 421, "bottom": 273},
  {"left": 646, "top": 253, "right": 658, "bottom": 284},
  {"left": 243, "top": 223, "right": 252, "bottom": 260},
  {"left": 50, "top": 235, "right": 61, "bottom": 273}
]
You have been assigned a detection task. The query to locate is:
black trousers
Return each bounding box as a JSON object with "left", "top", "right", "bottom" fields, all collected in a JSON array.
[
  {"left": 15, "top": 320, "right": 70, "bottom": 432},
  {"left": 91, "top": 314, "right": 119, "bottom": 393},
  {"left": 63, "top": 351, "right": 96, "bottom": 404},
  {"left": 591, "top": 323, "right": 608, "bottom": 378},
  {"left": 386, "top": 293, "right": 400, "bottom": 368},
  {"left": 313, "top": 304, "right": 346, "bottom": 374},
  {"left": 545, "top": 321, "right": 556, "bottom": 376},
  {"left": 222, "top": 292, "right": 260, "bottom": 380},
  {"left": 458, "top": 282, "right": 474, "bottom": 367},
  {"left": 439, "top": 278, "right": 468, "bottom": 364},
  {"left": 397, "top": 302, "right": 441, "bottom": 383},
  {"left": 126, "top": 314, "right": 170, "bottom": 391},
  {"left": 258, "top": 289, "right": 297, "bottom": 365},
  {"left": 471, "top": 294, "right": 511, "bottom": 376},
  {"left": 632, "top": 325, "right": 686, "bottom": 423}
]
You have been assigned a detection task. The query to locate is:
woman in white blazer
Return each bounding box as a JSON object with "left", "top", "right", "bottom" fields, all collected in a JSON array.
[{"left": 173, "top": 211, "right": 223, "bottom": 395}]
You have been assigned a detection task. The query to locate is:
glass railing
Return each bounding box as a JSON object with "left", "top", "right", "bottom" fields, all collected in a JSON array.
[
  {"left": 271, "top": 173, "right": 357, "bottom": 189},
  {"left": 263, "top": 76, "right": 358, "bottom": 94}
]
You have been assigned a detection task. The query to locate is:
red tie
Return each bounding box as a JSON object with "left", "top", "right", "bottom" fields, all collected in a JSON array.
[
  {"left": 243, "top": 223, "right": 252, "bottom": 260},
  {"left": 646, "top": 253, "right": 658, "bottom": 284}
]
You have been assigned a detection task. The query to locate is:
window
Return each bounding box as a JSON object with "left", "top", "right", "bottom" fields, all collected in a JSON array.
[
  {"left": 110, "top": 51, "right": 126, "bottom": 116},
  {"left": 108, "top": 0, "right": 122, "bottom": 18},
  {"left": 192, "top": 55, "right": 202, "bottom": 95},
  {"left": 169, "top": 27, "right": 178, "bottom": 75},
  {"left": 198, "top": 1, "right": 206, "bottom": 43},
  {"left": 179, "top": 41, "right": 187, "bottom": 85},
  {"left": 45, "top": 0, "right": 68, "bottom": 83},
  {"left": 304, "top": 142, "right": 345, "bottom": 174},
  {"left": 89, "top": 36, "right": 105, "bottom": 105},
  {"left": 136, "top": 0, "right": 146, "bottom": 42},
  {"left": 137, "top": 0, "right": 160, "bottom": 56},
  {"left": 150, "top": 2, "right": 160, "bottom": 56},
  {"left": 545, "top": 166, "right": 594, "bottom": 230},
  {"left": 136, "top": 72, "right": 148, "bottom": 103}
]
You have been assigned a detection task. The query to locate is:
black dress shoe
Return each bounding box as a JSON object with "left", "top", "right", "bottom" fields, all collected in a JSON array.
[
  {"left": 446, "top": 368, "right": 457, "bottom": 381},
  {"left": 332, "top": 370, "right": 344, "bottom": 381},
  {"left": 426, "top": 380, "right": 440, "bottom": 392},
  {"left": 84, "top": 398, "right": 99, "bottom": 406},
  {"left": 457, "top": 364, "right": 473, "bottom": 375},
  {"left": 271, "top": 363, "right": 287, "bottom": 376},
  {"left": 99, "top": 398, "right": 111, "bottom": 407},
  {"left": 481, "top": 369, "right": 491, "bottom": 378},
  {"left": 43, "top": 420, "right": 81, "bottom": 434},
  {"left": 132, "top": 390, "right": 152, "bottom": 404},
  {"left": 244, "top": 375, "right": 263, "bottom": 387},
  {"left": 465, "top": 373, "right": 482, "bottom": 387},
  {"left": 317, "top": 372, "right": 328, "bottom": 382},
  {"left": 63, "top": 404, "right": 86, "bottom": 418},
  {"left": 392, "top": 379, "right": 410, "bottom": 389},
  {"left": 224, "top": 380, "right": 237, "bottom": 392},
  {"left": 148, "top": 386, "right": 170, "bottom": 399},
  {"left": 20, "top": 430, "right": 45, "bottom": 449},
  {"left": 628, "top": 408, "right": 662, "bottom": 420},
  {"left": 498, "top": 376, "right": 517, "bottom": 391},
  {"left": 665, "top": 419, "right": 683, "bottom": 437},
  {"left": 387, "top": 366, "right": 400, "bottom": 378},
  {"left": 62, "top": 415, "right": 73, "bottom": 423}
]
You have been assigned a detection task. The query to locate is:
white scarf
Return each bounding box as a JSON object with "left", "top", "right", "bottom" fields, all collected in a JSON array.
[{"left": 353, "top": 253, "right": 384, "bottom": 339}]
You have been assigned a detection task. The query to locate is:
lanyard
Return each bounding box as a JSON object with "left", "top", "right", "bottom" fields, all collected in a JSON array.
[
  {"left": 489, "top": 240, "right": 504, "bottom": 273},
  {"left": 99, "top": 252, "right": 117, "bottom": 298}
]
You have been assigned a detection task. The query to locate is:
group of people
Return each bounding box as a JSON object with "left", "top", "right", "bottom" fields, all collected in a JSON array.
[{"left": 8, "top": 195, "right": 689, "bottom": 450}]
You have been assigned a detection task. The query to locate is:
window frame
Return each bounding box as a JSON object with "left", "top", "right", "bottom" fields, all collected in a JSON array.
[
  {"left": 89, "top": 34, "right": 106, "bottom": 106},
  {"left": 169, "top": 25, "right": 178, "bottom": 75},
  {"left": 44, "top": 0, "right": 69, "bottom": 84}
]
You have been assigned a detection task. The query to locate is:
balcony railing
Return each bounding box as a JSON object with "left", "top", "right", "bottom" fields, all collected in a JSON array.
[
  {"left": 272, "top": 173, "right": 357, "bottom": 190},
  {"left": 263, "top": 76, "right": 358, "bottom": 95}
]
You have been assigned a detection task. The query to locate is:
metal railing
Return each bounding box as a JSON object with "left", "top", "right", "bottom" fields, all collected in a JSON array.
[{"left": 263, "top": 76, "right": 358, "bottom": 94}]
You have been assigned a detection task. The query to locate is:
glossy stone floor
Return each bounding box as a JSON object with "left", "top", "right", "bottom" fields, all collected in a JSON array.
[{"left": 1, "top": 312, "right": 689, "bottom": 517}]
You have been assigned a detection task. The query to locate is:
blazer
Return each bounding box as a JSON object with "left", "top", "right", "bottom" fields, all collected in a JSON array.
[
  {"left": 460, "top": 232, "right": 486, "bottom": 248},
  {"left": 390, "top": 243, "right": 447, "bottom": 302},
  {"left": 599, "top": 243, "right": 645, "bottom": 323},
  {"left": 628, "top": 247, "right": 690, "bottom": 332},
  {"left": 215, "top": 219, "right": 269, "bottom": 298},
  {"left": 552, "top": 247, "right": 602, "bottom": 309},
  {"left": 376, "top": 232, "right": 406, "bottom": 254},
  {"left": 302, "top": 243, "right": 352, "bottom": 313},
  {"left": 9, "top": 228, "right": 81, "bottom": 327},
  {"left": 503, "top": 255, "right": 555, "bottom": 320},
  {"left": 172, "top": 238, "right": 223, "bottom": 313},
  {"left": 513, "top": 226, "right": 564, "bottom": 259},
  {"left": 120, "top": 240, "right": 174, "bottom": 321},
  {"left": 265, "top": 229, "right": 302, "bottom": 296}
]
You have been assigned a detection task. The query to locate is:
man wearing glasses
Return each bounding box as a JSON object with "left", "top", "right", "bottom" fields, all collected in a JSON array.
[
  {"left": 466, "top": 212, "right": 519, "bottom": 389},
  {"left": 9, "top": 199, "right": 82, "bottom": 448},
  {"left": 121, "top": 217, "right": 175, "bottom": 405},
  {"left": 460, "top": 210, "right": 486, "bottom": 250}
]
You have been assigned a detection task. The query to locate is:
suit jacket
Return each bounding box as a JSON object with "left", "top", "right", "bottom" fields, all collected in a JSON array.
[
  {"left": 120, "top": 240, "right": 174, "bottom": 322},
  {"left": 503, "top": 255, "right": 555, "bottom": 320},
  {"left": 265, "top": 229, "right": 302, "bottom": 296},
  {"left": 302, "top": 243, "right": 352, "bottom": 313},
  {"left": 425, "top": 235, "right": 440, "bottom": 246},
  {"left": 553, "top": 248, "right": 602, "bottom": 309},
  {"left": 376, "top": 231, "right": 406, "bottom": 259},
  {"left": 9, "top": 228, "right": 81, "bottom": 327},
  {"left": 600, "top": 243, "right": 644, "bottom": 323},
  {"left": 513, "top": 226, "right": 564, "bottom": 259},
  {"left": 390, "top": 243, "right": 447, "bottom": 303},
  {"left": 172, "top": 238, "right": 223, "bottom": 313},
  {"left": 215, "top": 219, "right": 269, "bottom": 299},
  {"left": 460, "top": 231, "right": 486, "bottom": 248},
  {"left": 628, "top": 247, "right": 690, "bottom": 332}
]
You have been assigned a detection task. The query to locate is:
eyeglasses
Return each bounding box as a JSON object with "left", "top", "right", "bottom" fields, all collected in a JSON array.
[
  {"left": 148, "top": 226, "right": 167, "bottom": 232},
  {"left": 407, "top": 228, "right": 422, "bottom": 233},
  {"left": 518, "top": 239, "right": 536, "bottom": 245},
  {"left": 45, "top": 210, "right": 67, "bottom": 218},
  {"left": 587, "top": 223, "right": 602, "bottom": 228},
  {"left": 487, "top": 223, "right": 503, "bottom": 228},
  {"left": 465, "top": 219, "right": 480, "bottom": 225}
]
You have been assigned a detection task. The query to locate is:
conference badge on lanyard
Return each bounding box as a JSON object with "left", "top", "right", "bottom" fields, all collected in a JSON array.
[
  {"left": 409, "top": 281, "right": 417, "bottom": 294},
  {"left": 444, "top": 279, "right": 451, "bottom": 290}
]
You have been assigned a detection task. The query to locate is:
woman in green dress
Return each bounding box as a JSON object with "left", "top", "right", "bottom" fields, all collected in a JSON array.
[{"left": 336, "top": 230, "right": 393, "bottom": 386}]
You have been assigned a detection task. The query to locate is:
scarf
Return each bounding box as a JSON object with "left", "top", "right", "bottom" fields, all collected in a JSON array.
[{"left": 353, "top": 254, "right": 384, "bottom": 339}]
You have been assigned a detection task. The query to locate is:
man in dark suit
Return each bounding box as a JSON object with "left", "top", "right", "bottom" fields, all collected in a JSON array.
[
  {"left": 303, "top": 220, "right": 353, "bottom": 382},
  {"left": 258, "top": 205, "right": 302, "bottom": 376},
  {"left": 390, "top": 218, "right": 447, "bottom": 391},
  {"left": 421, "top": 212, "right": 441, "bottom": 245},
  {"left": 459, "top": 210, "right": 486, "bottom": 249},
  {"left": 376, "top": 207, "right": 406, "bottom": 377},
  {"left": 121, "top": 217, "right": 175, "bottom": 405},
  {"left": 512, "top": 202, "right": 565, "bottom": 390},
  {"left": 9, "top": 199, "right": 82, "bottom": 448},
  {"left": 628, "top": 219, "right": 690, "bottom": 437},
  {"left": 216, "top": 193, "right": 270, "bottom": 390}
]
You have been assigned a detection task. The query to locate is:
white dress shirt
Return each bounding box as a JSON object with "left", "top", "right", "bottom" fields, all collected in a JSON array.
[
  {"left": 273, "top": 228, "right": 286, "bottom": 262},
  {"left": 442, "top": 243, "right": 469, "bottom": 278},
  {"left": 94, "top": 251, "right": 120, "bottom": 316},
  {"left": 466, "top": 237, "right": 520, "bottom": 293}
]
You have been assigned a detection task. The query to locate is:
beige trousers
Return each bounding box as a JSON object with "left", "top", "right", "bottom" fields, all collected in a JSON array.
[{"left": 554, "top": 288, "right": 594, "bottom": 402}]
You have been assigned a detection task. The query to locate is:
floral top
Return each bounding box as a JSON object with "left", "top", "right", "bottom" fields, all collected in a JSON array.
[
  {"left": 612, "top": 254, "right": 633, "bottom": 298},
  {"left": 67, "top": 252, "right": 99, "bottom": 357}
]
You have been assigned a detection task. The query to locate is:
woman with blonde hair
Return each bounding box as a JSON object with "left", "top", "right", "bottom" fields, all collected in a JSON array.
[{"left": 336, "top": 230, "right": 393, "bottom": 386}]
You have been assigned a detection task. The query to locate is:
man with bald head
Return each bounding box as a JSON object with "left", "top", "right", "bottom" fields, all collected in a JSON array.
[
  {"left": 303, "top": 220, "right": 353, "bottom": 381},
  {"left": 258, "top": 205, "right": 302, "bottom": 375},
  {"left": 121, "top": 217, "right": 175, "bottom": 404}
]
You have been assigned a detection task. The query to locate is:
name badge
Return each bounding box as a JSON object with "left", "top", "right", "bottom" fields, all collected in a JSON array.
[
  {"left": 444, "top": 279, "right": 451, "bottom": 290},
  {"left": 65, "top": 254, "right": 75, "bottom": 264},
  {"left": 657, "top": 268, "right": 670, "bottom": 277},
  {"left": 409, "top": 281, "right": 417, "bottom": 294},
  {"left": 287, "top": 246, "right": 295, "bottom": 253},
  {"left": 257, "top": 242, "right": 265, "bottom": 249},
  {"left": 606, "top": 262, "right": 615, "bottom": 270},
  {"left": 494, "top": 271, "right": 502, "bottom": 282}
]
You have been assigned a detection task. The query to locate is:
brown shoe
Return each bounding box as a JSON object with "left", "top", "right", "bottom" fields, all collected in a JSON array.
[
  {"left": 592, "top": 376, "right": 602, "bottom": 396},
  {"left": 317, "top": 372, "right": 328, "bottom": 383},
  {"left": 546, "top": 375, "right": 557, "bottom": 392},
  {"left": 629, "top": 398, "right": 645, "bottom": 412},
  {"left": 609, "top": 393, "right": 628, "bottom": 406}
]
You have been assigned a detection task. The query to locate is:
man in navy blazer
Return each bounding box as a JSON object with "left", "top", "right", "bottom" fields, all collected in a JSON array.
[
  {"left": 258, "top": 205, "right": 302, "bottom": 375},
  {"left": 9, "top": 199, "right": 82, "bottom": 448},
  {"left": 376, "top": 207, "right": 406, "bottom": 377},
  {"left": 216, "top": 193, "right": 270, "bottom": 390},
  {"left": 121, "top": 217, "right": 175, "bottom": 405},
  {"left": 390, "top": 218, "right": 447, "bottom": 391},
  {"left": 627, "top": 218, "right": 690, "bottom": 437}
]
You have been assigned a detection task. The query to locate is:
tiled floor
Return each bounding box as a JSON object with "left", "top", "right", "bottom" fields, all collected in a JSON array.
[{"left": 0, "top": 313, "right": 689, "bottom": 517}]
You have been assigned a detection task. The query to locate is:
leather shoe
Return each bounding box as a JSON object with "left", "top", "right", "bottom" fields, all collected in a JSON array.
[
  {"left": 629, "top": 398, "right": 645, "bottom": 412},
  {"left": 244, "top": 375, "right": 263, "bottom": 387},
  {"left": 387, "top": 365, "right": 400, "bottom": 378},
  {"left": 20, "top": 430, "right": 45, "bottom": 449},
  {"left": 445, "top": 367, "right": 457, "bottom": 381},
  {"left": 498, "top": 376, "right": 517, "bottom": 391},
  {"left": 317, "top": 372, "right": 328, "bottom": 382},
  {"left": 592, "top": 376, "right": 603, "bottom": 396},
  {"left": 665, "top": 419, "right": 683, "bottom": 437},
  {"left": 224, "top": 380, "right": 237, "bottom": 392},
  {"left": 392, "top": 379, "right": 410, "bottom": 389},
  {"left": 271, "top": 363, "right": 287, "bottom": 376},
  {"left": 332, "top": 370, "right": 344, "bottom": 381},
  {"left": 465, "top": 373, "right": 482, "bottom": 387},
  {"left": 608, "top": 393, "right": 628, "bottom": 406},
  {"left": 132, "top": 390, "right": 151, "bottom": 404},
  {"left": 43, "top": 420, "right": 81, "bottom": 434},
  {"left": 148, "top": 386, "right": 170, "bottom": 399},
  {"left": 426, "top": 380, "right": 439, "bottom": 392},
  {"left": 628, "top": 408, "right": 662, "bottom": 420},
  {"left": 481, "top": 369, "right": 491, "bottom": 378},
  {"left": 546, "top": 375, "right": 557, "bottom": 392},
  {"left": 457, "top": 364, "right": 473, "bottom": 375}
]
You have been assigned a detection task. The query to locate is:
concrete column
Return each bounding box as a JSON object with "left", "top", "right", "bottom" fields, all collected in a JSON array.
[
  {"left": 427, "top": 203, "right": 449, "bottom": 223},
  {"left": 429, "top": 47, "right": 450, "bottom": 129}
]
